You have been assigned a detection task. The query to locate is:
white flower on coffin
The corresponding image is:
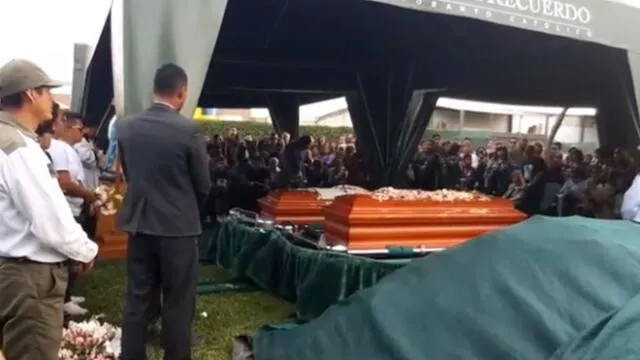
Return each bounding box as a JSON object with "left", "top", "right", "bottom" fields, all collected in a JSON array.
[
  {"left": 370, "top": 188, "right": 491, "bottom": 202},
  {"left": 58, "top": 317, "right": 121, "bottom": 360},
  {"left": 95, "top": 184, "right": 124, "bottom": 216},
  {"left": 311, "top": 185, "right": 370, "bottom": 200}
]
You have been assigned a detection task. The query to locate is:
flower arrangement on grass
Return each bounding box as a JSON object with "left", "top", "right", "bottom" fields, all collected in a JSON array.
[{"left": 58, "top": 318, "right": 121, "bottom": 360}]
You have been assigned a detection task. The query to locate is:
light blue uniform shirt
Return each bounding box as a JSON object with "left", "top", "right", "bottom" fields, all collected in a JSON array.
[{"left": 104, "top": 116, "right": 118, "bottom": 170}]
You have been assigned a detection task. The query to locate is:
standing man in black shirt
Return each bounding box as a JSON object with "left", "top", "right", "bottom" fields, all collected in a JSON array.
[
  {"left": 520, "top": 145, "right": 546, "bottom": 215},
  {"left": 276, "top": 135, "right": 312, "bottom": 188}
]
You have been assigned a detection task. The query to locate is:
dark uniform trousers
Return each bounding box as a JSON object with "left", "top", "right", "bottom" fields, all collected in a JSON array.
[
  {"left": 63, "top": 215, "right": 88, "bottom": 304},
  {"left": 120, "top": 233, "right": 198, "bottom": 360},
  {"left": 0, "top": 259, "right": 68, "bottom": 360}
]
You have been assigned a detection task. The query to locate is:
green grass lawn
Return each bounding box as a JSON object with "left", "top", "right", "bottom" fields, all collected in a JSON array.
[{"left": 76, "top": 261, "right": 294, "bottom": 360}]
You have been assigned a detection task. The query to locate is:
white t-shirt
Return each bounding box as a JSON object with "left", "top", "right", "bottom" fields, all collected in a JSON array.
[
  {"left": 621, "top": 175, "right": 640, "bottom": 223},
  {"left": 74, "top": 138, "right": 99, "bottom": 190},
  {"left": 47, "top": 139, "right": 85, "bottom": 217},
  {"left": 460, "top": 152, "right": 479, "bottom": 168}
]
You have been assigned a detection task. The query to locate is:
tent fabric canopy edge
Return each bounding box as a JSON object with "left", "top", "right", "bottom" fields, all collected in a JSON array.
[
  {"left": 81, "top": 0, "right": 640, "bottom": 169},
  {"left": 366, "top": 0, "right": 640, "bottom": 52}
]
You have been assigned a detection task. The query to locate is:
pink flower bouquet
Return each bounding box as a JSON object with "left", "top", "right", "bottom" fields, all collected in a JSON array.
[{"left": 58, "top": 318, "right": 121, "bottom": 360}]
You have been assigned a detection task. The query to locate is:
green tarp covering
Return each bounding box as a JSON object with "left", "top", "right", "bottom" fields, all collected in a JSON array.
[
  {"left": 200, "top": 221, "right": 402, "bottom": 320},
  {"left": 253, "top": 216, "right": 640, "bottom": 360}
]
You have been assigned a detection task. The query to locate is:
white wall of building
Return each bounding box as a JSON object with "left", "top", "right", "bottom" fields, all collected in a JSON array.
[
  {"left": 310, "top": 110, "right": 352, "bottom": 127},
  {"left": 429, "top": 109, "right": 510, "bottom": 132},
  {"left": 509, "top": 114, "right": 598, "bottom": 144},
  {"left": 212, "top": 97, "right": 601, "bottom": 150}
]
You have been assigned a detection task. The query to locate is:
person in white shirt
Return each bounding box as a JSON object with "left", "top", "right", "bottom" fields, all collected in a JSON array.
[
  {"left": 47, "top": 111, "right": 99, "bottom": 316},
  {"left": 460, "top": 138, "right": 479, "bottom": 168},
  {"left": 74, "top": 125, "right": 100, "bottom": 190},
  {"left": 621, "top": 174, "right": 640, "bottom": 223},
  {"left": 73, "top": 124, "right": 101, "bottom": 257},
  {"left": 0, "top": 59, "right": 98, "bottom": 360}
]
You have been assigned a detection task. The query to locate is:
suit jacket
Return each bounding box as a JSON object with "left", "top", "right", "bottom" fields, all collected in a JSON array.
[{"left": 115, "top": 103, "right": 211, "bottom": 237}]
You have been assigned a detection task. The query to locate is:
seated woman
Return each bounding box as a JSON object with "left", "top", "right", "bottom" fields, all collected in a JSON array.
[
  {"left": 306, "top": 160, "right": 330, "bottom": 187},
  {"left": 328, "top": 159, "right": 349, "bottom": 186},
  {"left": 503, "top": 169, "right": 525, "bottom": 206},
  {"left": 203, "top": 157, "right": 230, "bottom": 221},
  {"left": 582, "top": 165, "right": 618, "bottom": 219},
  {"left": 459, "top": 153, "right": 477, "bottom": 191},
  {"left": 484, "top": 146, "right": 511, "bottom": 196},
  {"left": 245, "top": 156, "right": 270, "bottom": 212},
  {"left": 267, "top": 157, "right": 281, "bottom": 187},
  {"left": 554, "top": 164, "right": 588, "bottom": 216},
  {"left": 545, "top": 153, "right": 565, "bottom": 185}
]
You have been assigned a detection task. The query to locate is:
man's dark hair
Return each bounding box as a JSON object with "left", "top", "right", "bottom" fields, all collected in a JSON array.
[
  {"left": 0, "top": 93, "right": 25, "bottom": 108},
  {"left": 63, "top": 111, "right": 85, "bottom": 126},
  {"left": 35, "top": 120, "right": 54, "bottom": 136},
  {"left": 0, "top": 87, "right": 48, "bottom": 109},
  {"left": 595, "top": 147, "right": 614, "bottom": 161},
  {"left": 297, "top": 135, "right": 312, "bottom": 149},
  {"left": 153, "top": 63, "right": 188, "bottom": 96},
  {"left": 51, "top": 102, "right": 60, "bottom": 120},
  {"left": 64, "top": 111, "right": 85, "bottom": 122}
]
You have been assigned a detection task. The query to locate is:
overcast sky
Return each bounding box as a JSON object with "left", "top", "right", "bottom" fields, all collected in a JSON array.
[
  {"left": 0, "top": 0, "right": 111, "bottom": 85},
  {"left": 0, "top": 0, "right": 612, "bottom": 114},
  {"left": 2, "top": 0, "right": 639, "bottom": 85}
]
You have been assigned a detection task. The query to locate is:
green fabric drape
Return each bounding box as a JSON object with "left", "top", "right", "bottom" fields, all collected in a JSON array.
[
  {"left": 266, "top": 93, "right": 300, "bottom": 138},
  {"left": 253, "top": 216, "right": 640, "bottom": 360},
  {"left": 346, "top": 68, "right": 439, "bottom": 187},
  {"left": 111, "top": 0, "right": 228, "bottom": 117},
  {"left": 200, "top": 221, "right": 402, "bottom": 320}
]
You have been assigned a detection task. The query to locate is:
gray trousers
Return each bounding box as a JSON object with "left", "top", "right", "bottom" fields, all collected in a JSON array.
[{"left": 0, "top": 260, "right": 67, "bottom": 360}]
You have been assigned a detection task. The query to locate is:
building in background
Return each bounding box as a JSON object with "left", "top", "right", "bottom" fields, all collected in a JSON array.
[
  {"left": 61, "top": 86, "right": 597, "bottom": 149},
  {"left": 52, "top": 93, "right": 71, "bottom": 109}
]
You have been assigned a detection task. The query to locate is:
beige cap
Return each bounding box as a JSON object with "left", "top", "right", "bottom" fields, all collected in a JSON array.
[{"left": 0, "top": 59, "right": 62, "bottom": 97}]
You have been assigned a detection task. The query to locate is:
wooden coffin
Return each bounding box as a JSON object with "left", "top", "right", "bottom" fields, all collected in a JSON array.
[
  {"left": 323, "top": 194, "right": 526, "bottom": 251},
  {"left": 259, "top": 186, "right": 370, "bottom": 225},
  {"left": 95, "top": 162, "right": 128, "bottom": 260},
  {"left": 259, "top": 190, "right": 331, "bottom": 225},
  {"left": 95, "top": 211, "right": 128, "bottom": 260}
]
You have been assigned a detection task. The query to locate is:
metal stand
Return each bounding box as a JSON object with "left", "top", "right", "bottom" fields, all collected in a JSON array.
[{"left": 226, "top": 208, "right": 439, "bottom": 259}]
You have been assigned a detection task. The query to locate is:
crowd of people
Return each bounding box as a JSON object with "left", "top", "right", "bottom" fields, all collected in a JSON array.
[
  {"left": 409, "top": 136, "right": 636, "bottom": 217},
  {"left": 202, "top": 130, "right": 365, "bottom": 214},
  {"left": 202, "top": 129, "right": 638, "bottom": 220}
]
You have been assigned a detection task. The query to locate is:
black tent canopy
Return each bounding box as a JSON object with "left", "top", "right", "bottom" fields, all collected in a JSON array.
[{"left": 82, "top": 0, "right": 640, "bottom": 186}]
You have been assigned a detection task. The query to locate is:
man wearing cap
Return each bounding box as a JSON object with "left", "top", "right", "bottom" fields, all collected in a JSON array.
[{"left": 0, "top": 59, "right": 98, "bottom": 360}]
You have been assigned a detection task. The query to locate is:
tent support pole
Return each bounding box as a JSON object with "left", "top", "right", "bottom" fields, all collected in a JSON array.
[{"left": 547, "top": 107, "right": 569, "bottom": 146}]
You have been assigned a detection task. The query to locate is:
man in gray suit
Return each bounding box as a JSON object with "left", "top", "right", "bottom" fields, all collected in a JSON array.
[{"left": 117, "top": 64, "right": 211, "bottom": 360}]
